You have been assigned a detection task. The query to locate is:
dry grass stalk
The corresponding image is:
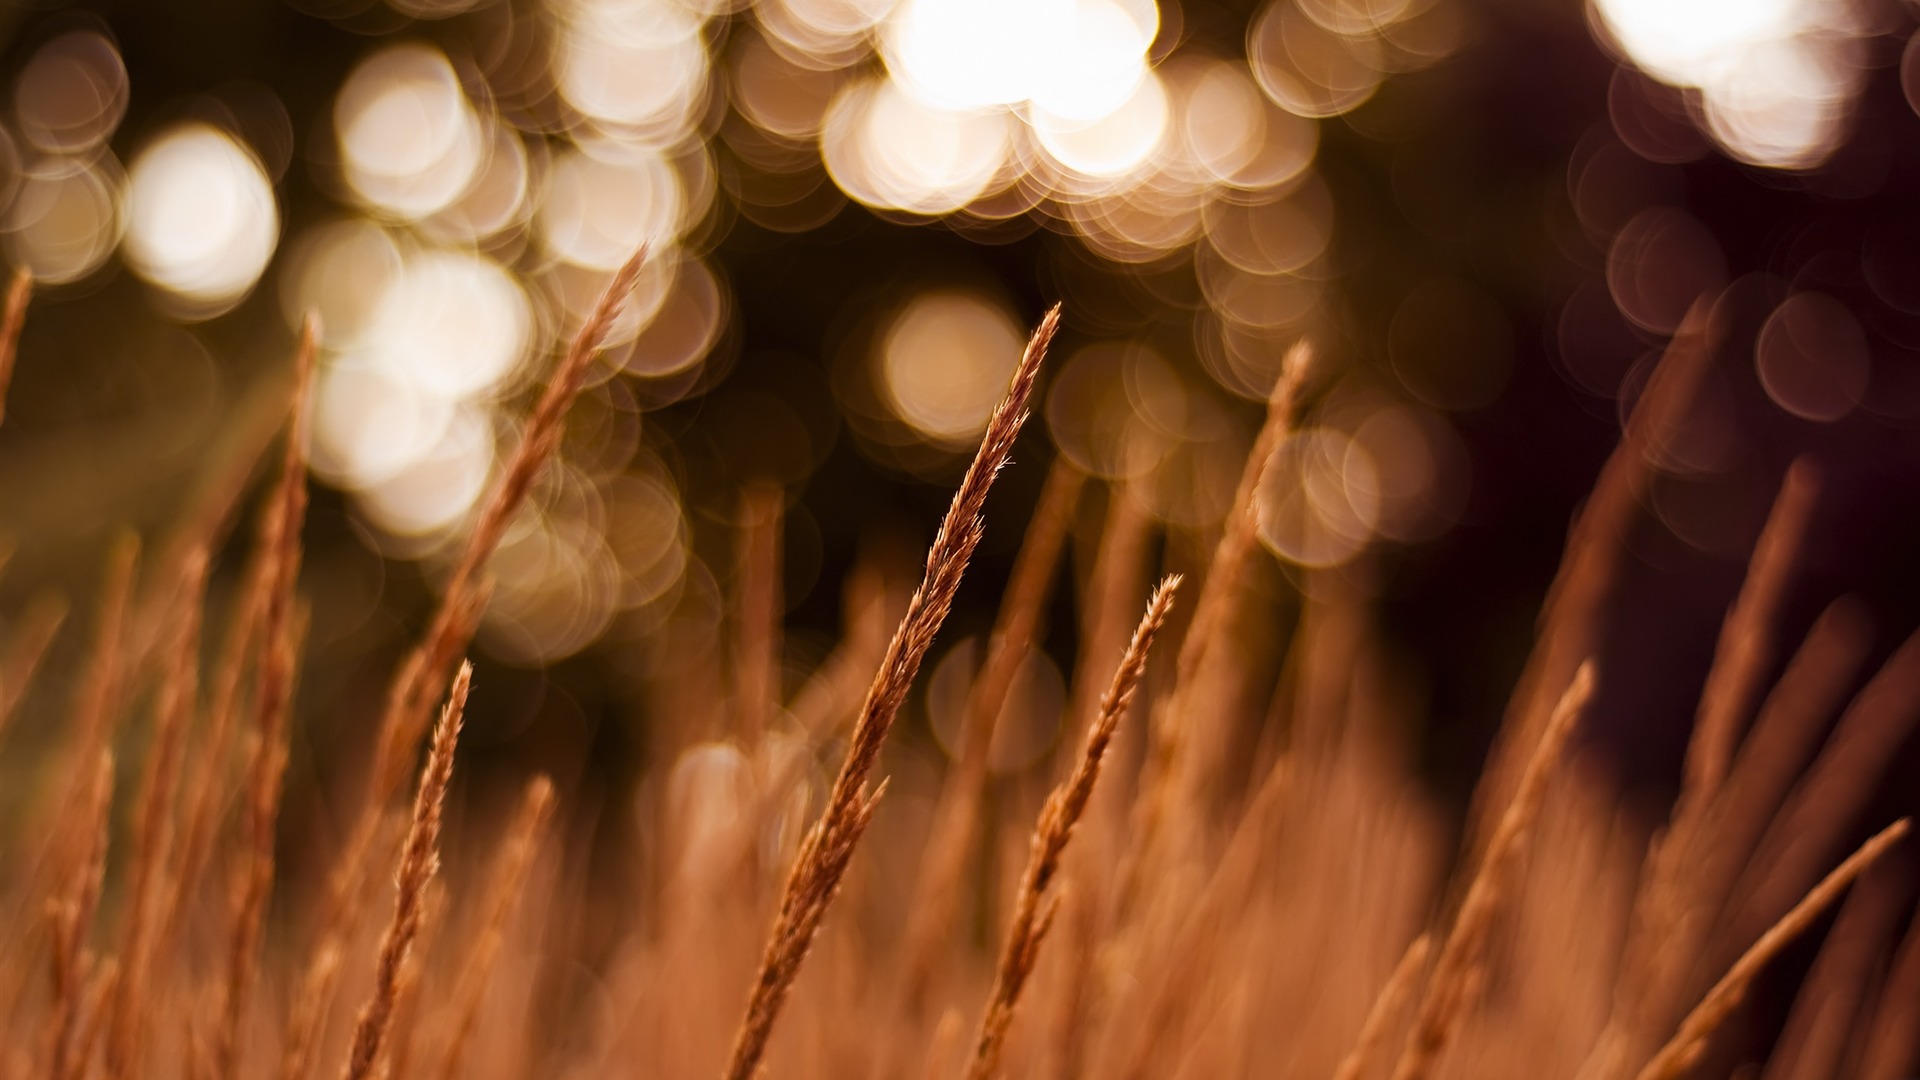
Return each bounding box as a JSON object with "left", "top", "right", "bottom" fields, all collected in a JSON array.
[
  {"left": 1471, "top": 298, "right": 1720, "bottom": 852},
  {"left": 1856, "top": 892, "right": 1920, "bottom": 1080},
  {"left": 966, "top": 574, "right": 1181, "bottom": 1080},
  {"left": 1093, "top": 739, "right": 1296, "bottom": 1080},
  {"left": 1593, "top": 468, "right": 1835, "bottom": 1074},
  {"left": 922, "top": 1008, "right": 964, "bottom": 1080},
  {"left": 45, "top": 750, "right": 113, "bottom": 1080},
  {"left": 721, "top": 304, "right": 1061, "bottom": 1080},
  {"left": 106, "top": 544, "right": 208, "bottom": 1078},
  {"left": 1684, "top": 460, "right": 1818, "bottom": 807},
  {"left": 1120, "top": 341, "right": 1309, "bottom": 915},
  {"left": 1389, "top": 661, "right": 1596, "bottom": 1080},
  {"left": 0, "top": 538, "right": 137, "bottom": 1003},
  {"left": 0, "top": 267, "right": 30, "bottom": 425},
  {"left": 1725, "top": 624, "right": 1920, "bottom": 952},
  {"left": 67, "top": 534, "right": 140, "bottom": 802},
  {"left": 896, "top": 457, "right": 1085, "bottom": 1014},
  {"left": 217, "top": 315, "right": 317, "bottom": 1080},
  {"left": 1332, "top": 934, "right": 1433, "bottom": 1080},
  {"left": 280, "top": 943, "right": 345, "bottom": 1080},
  {"left": 1633, "top": 818, "right": 1912, "bottom": 1080},
  {"left": 343, "top": 662, "right": 472, "bottom": 1080},
  {"left": 427, "top": 774, "right": 556, "bottom": 1080},
  {"left": 1759, "top": 859, "right": 1904, "bottom": 1080},
  {"left": 370, "top": 247, "right": 649, "bottom": 798},
  {"left": 0, "top": 592, "right": 66, "bottom": 746}
]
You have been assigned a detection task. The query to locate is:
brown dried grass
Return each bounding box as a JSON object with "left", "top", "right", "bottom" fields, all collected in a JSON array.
[{"left": 0, "top": 263, "right": 1910, "bottom": 1080}]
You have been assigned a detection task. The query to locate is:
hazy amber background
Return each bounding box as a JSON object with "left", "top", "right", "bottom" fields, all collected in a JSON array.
[{"left": 0, "top": 0, "right": 1918, "bottom": 876}]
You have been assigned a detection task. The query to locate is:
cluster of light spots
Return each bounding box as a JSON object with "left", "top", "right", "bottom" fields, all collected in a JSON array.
[
  {"left": 281, "top": 9, "right": 742, "bottom": 657},
  {"left": 742, "top": 0, "right": 1454, "bottom": 274},
  {"left": 555, "top": 0, "right": 713, "bottom": 145},
  {"left": 2, "top": 30, "right": 129, "bottom": 284},
  {"left": 1590, "top": 0, "right": 1867, "bottom": 168},
  {"left": 294, "top": 223, "right": 532, "bottom": 538},
  {"left": 122, "top": 124, "right": 279, "bottom": 318},
  {"left": 878, "top": 291, "right": 1024, "bottom": 445}
]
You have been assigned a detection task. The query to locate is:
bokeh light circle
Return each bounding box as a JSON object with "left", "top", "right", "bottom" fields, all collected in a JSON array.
[
  {"left": 879, "top": 290, "right": 1025, "bottom": 445},
  {"left": 122, "top": 123, "right": 280, "bottom": 317}
]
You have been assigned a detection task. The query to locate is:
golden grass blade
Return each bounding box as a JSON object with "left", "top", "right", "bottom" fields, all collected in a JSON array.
[
  {"left": 342, "top": 662, "right": 471, "bottom": 1080},
  {"left": 1759, "top": 859, "right": 1903, "bottom": 1080},
  {"left": 428, "top": 775, "right": 556, "bottom": 1080},
  {"left": 720, "top": 304, "right": 1060, "bottom": 1080},
  {"left": 1118, "top": 341, "right": 1309, "bottom": 919},
  {"left": 369, "top": 247, "right": 649, "bottom": 800},
  {"left": 1727, "top": 624, "right": 1920, "bottom": 953},
  {"left": 1634, "top": 818, "right": 1911, "bottom": 1080},
  {"left": 106, "top": 544, "right": 207, "bottom": 1078},
  {"left": 1684, "top": 459, "right": 1818, "bottom": 806},
  {"left": 897, "top": 457, "right": 1084, "bottom": 1014},
  {"left": 966, "top": 575, "right": 1180, "bottom": 1080},
  {"left": 216, "top": 315, "right": 317, "bottom": 1080},
  {"left": 0, "top": 267, "right": 30, "bottom": 426},
  {"left": 0, "top": 592, "right": 66, "bottom": 748},
  {"left": 1470, "top": 298, "right": 1719, "bottom": 854},
  {"left": 45, "top": 750, "right": 113, "bottom": 1080},
  {"left": 1389, "top": 662, "right": 1596, "bottom": 1080},
  {"left": 1856, "top": 889, "right": 1920, "bottom": 1080},
  {"left": 1332, "top": 934, "right": 1433, "bottom": 1080}
]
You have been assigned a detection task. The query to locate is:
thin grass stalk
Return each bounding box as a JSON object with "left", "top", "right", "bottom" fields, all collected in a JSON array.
[
  {"left": 342, "top": 662, "right": 471, "bottom": 1080},
  {"left": 1117, "top": 342, "right": 1308, "bottom": 920},
  {"left": 896, "top": 458, "right": 1084, "bottom": 1014},
  {"left": 368, "top": 248, "right": 649, "bottom": 799},
  {"left": 1634, "top": 819, "right": 1911, "bottom": 1080},
  {"left": 1332, "top": 934, "right": 1433, "bottom": 1080},
  {"left": 1684, "top": 460, "right": 1818, "bottom": 807},
  {"left": 162, "top": 494, "right": 287, "bottom": 950},
  {"left": 428, "top": 775, "right": 555, "bottom": 1080},
  {"left": 1759, "top": 859, "right": 1903, "bottom": 1080},
  {"left": 216, "top": 317, "right": 316, "bottom": 1080},
  {"left": 284, "top": 253, "right": 644, "bottom": 1074},
  {"left": 0, "top": 593, "right": 66, "bottom": 747},
  {"left": 966, "top": 575, "right": 1181, "bottom": 1080},
  {"left": 45, "top": 750, "right": 113, "bottom": 1080},
  {"left": 0, "top": 538, "right": 137, "bottom": 1016},
  {"left": 0, "top": 267, "right": 29, "bottom": 425},
  {"left": 1388, "top": 662, "right": 1597, "bottom": 1080},
  {"left": 1470, "top": 298, "right": 1719, "bottom": 853},
  {"left": 720, "top": 304, "right": 1061, "bottom": 1080},
  {"left": 1724, "top": 624, "right": 1920, "bottom": 956},
  {"left": 106, "top": 544, "right": 208, "bottom": 1078},
  {"left": 1856, "top": 890, "right": 1920, "bottom": 1080}
]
